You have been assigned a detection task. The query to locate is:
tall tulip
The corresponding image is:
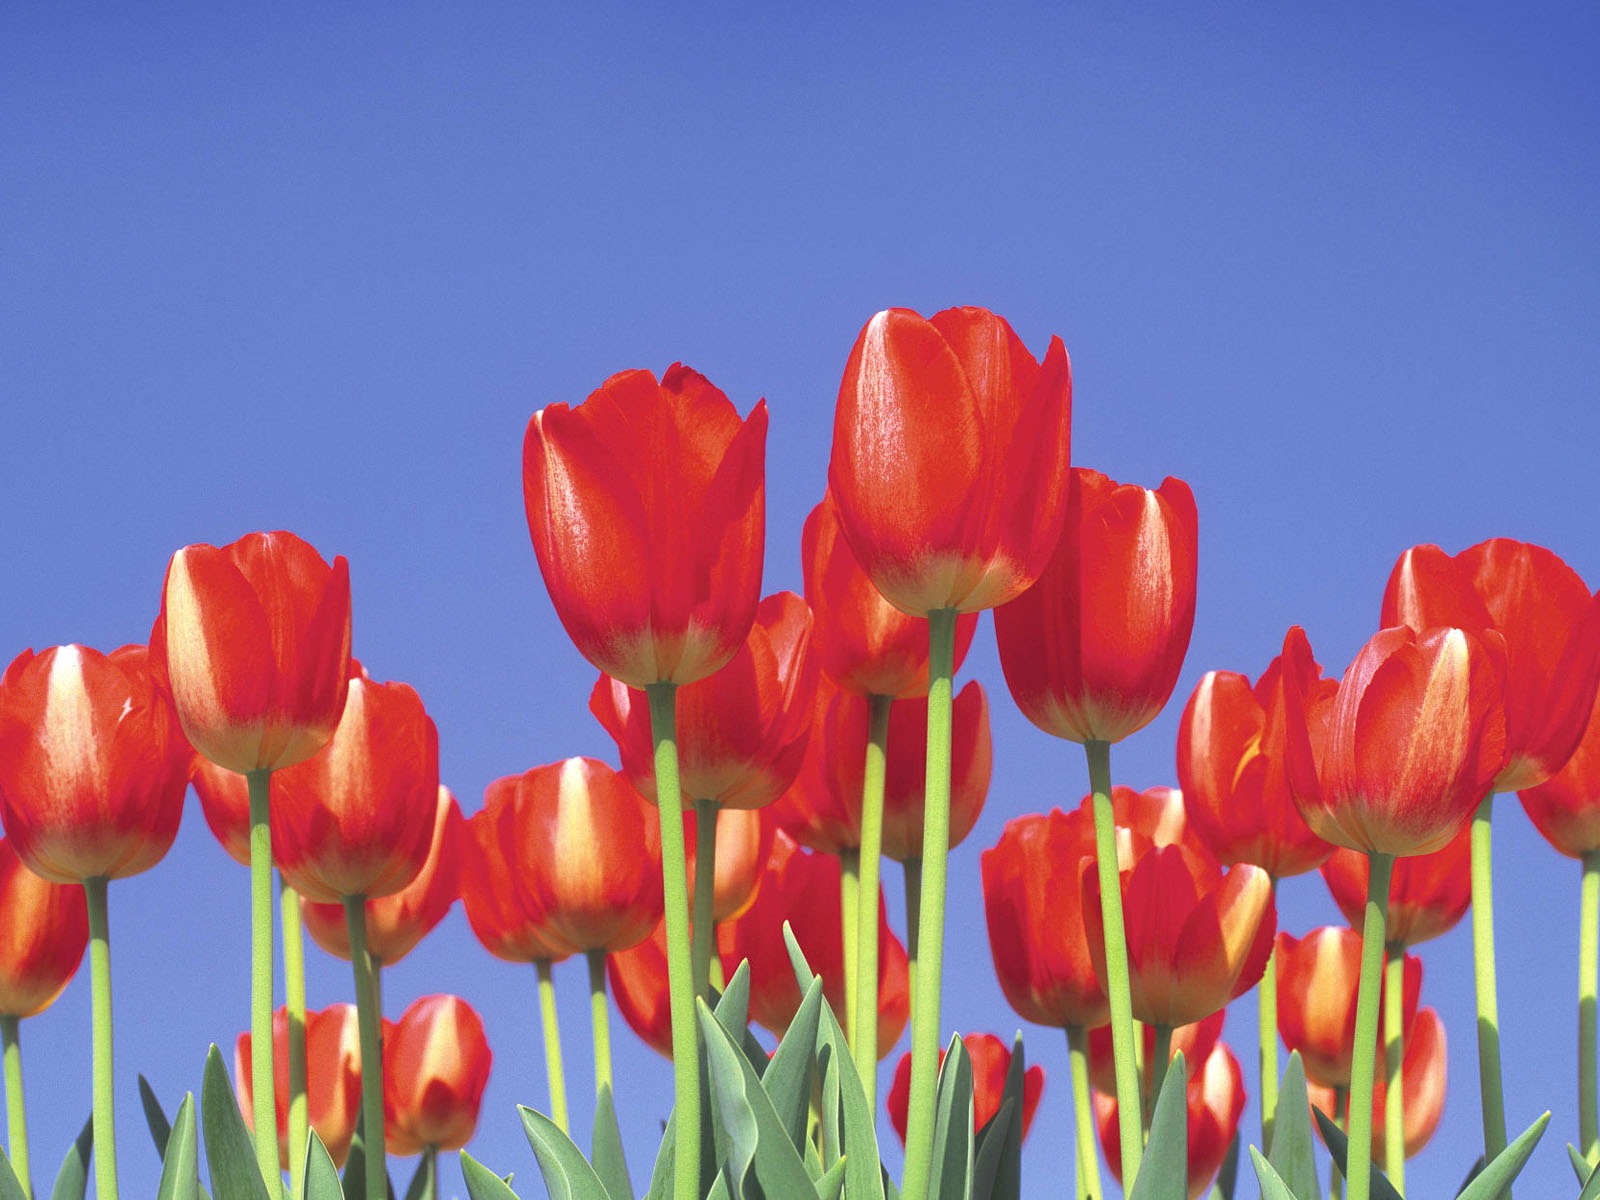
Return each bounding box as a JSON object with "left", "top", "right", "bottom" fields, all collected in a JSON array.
[
  {"left": 887, "top": 1034, "right": 1044, "bottom": 1145},
  {"left": 384, "top": 994, "right": 491, "bottom": 1174},
  {"left": 235, "top": 1005, "right": 362, "bottom": 1169},
  {"left": 1320, "top": 826, "right": 1473, "bottom": 951}
]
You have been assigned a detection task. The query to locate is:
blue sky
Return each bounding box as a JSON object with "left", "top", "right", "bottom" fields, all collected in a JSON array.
[{"left": 4, "top": 3, "right": 1599, "bottom": 1196}]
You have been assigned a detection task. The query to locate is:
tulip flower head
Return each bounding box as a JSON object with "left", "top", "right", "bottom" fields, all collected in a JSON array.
[
  {"left": 609, "top": 919, "right": 676, "bottom": 1058},
  {"left": 384, "top": 994, "right": 491, "bottom": 1153},
  {"left": 461, "top": 777, "right": 575, "bottom": 964},
  {"left": 235, "top": 1003, "right": 362, "bottom": 1168},
  {"left": 1520, "top": 683, "right": 1600, "bottom": 857},
  {"left": 1320, "top": 824, "right": 1472, "bottom": 948},
  {"left": 1308, "top": 1007, "right": 1447, "bottom": 1164},
  {"left": 0, "top": 837, "right": 89, "bottom": 1018},
  {"left": 887, "top": 1033, "right": 1044, "bottom": 1145},
  {"left": 1087, "top": 1009, "right": 1226, "bottom": 1097}
]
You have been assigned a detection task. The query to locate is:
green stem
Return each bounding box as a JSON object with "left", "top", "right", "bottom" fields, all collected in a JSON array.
[
  {"left": 647, "top": 682, "right": 700, "bottom": 1200},
  {"left": 710, "top": 934, "right": 725, "bottom": 992},
  {"left": 536, "top": 960, "right": 570, "bottom": 1133},
  {"left": 1383, "top": 942, "right": 1407, "bottom": 1192},
  {"left": 1471, "top": 794, "right": 1508, "bottom": 1177},
  {"left": 587, "top": 950, "right": 613, "bottom": 1097},
  {"left": 1065, "top": 1025, "right": 1102, "bottom": 1200},
  {"left": 691, "top": 800, "right": 719, "bottom": 1001},
  {"left": 1346, "top": 853, "right": 1393, "bottom": 1200},
  {"left": 343, "top": 897, "right": 386, "bottom": 1200},
  {"left": 899, "top": 607, "right": 958, "bottom": 1200},
  {"left": 1582, "top": 851, "right": 1600, "bottom": 1164},
  {"left": 1086, "top": 738, "right": 1142, "bottom": 1187},
  {"left": 1148, "top": 1023, "right": 1174, "bottom": 1127},
  {"left": 247, "top": 769, "right": 281, "bottom": 1195},
  {"left": 839, "top": 847, "right": 861, "bottom": 1049},
  {"left": 418, "top": 1145, "right": 438, "bottom": 1200},
  {"left": 1260, "top": 899, "right": 1279, "bottom": 1152},
  {"left": 1331, "top": 1087, "right": 1348, "bottom": 1200},
  {"left": 84, "top": 876, "right": 118, "bottom": 1200},
  {"left": 280, "top": 878, "right": 308, "bottom": 1200},
  {"left": 1, "top": 1016, "right": 30, "bottom": 1199},
  {"left": 853, "top": 693, "right": 892, "bottom": 1111},
  {"left": 903, "top": 858, "right": 922, "bottom": 1019}
]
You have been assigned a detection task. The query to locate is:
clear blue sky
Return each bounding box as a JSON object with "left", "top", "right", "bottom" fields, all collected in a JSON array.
[{"left": 4, "top": 3, "right": 1599, "bottom": 1196}]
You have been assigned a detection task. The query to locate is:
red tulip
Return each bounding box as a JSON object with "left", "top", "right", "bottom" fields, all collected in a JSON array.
[
  {"left": 235, "top": 1003, "right": 362, "bottom": 1169},
  {"left": 982, "top": 808, "right": 1109, "bottom": 1031},
  {"left": 270, "top": 668, "right": 440, "bottom": 904},
  {"left": 995, "top": 469, "right": 1198, "bottom": 745},
  {"left": 718, "top": 832, "right": 909, "bottom": 1059},
  {"left": 609, "top": 919, "right": 675, "bottom": 1058},
  {"left": 1096, "top": 1042, "right": 1246, "bottom": 1200},
  {"left": 523, "top": 365, "right": 767, "bottom": 688},
  {"left": 0, "top": 645, "right": 189, "bottom": 882},
  {"left": 189, "top": 755, "right": 252, "bottom": 866},
  {"left": 1520, "top": 684, "right": 1600, "bottom": 857},
  {"left": 1308, "top": 1007, "right": 1446, "bottom": 1164},
  {"left": 0, "top": 837, "right": 88, "bottom": 1018},
  {"left": 1286, "top": 625, "right": 1508, "bottom": 857},
  {"left": 685, "top": 805, "right": 773, "bottom": 924},
  {"left": 590, "top": 592, "right": 817, "bottom": 810},
  {"left": 1105, "top": 784, "right": 1206, "bottom": 857},
  {"left": 1274, "top": 928, "right": 1420, "bottom": 1089},
  {"left": 301, "top": 787, "right": 463, "bottom": 965},
  {"left": 801, "top": 493, "right": 979, "bottom": 697},
  {"left": 461, "top": 778, "right": 573, "bottom": 964},
  {"left": 1383, "top": 539, "right": 1600, "bottom": 792},
  {"left": 153, "top": 531, "right": 352, "bottom": 774},
  {"left": 383, "top": 994, "right": 491, "bottom": 1153},
  {"left": 887, "top": 1033, "right": 1044, "bottom": 1145},
  {"left": 1084, "top": 842, "right": 1275, "bottom": 1029},
  {"left": 1178, "top": 627, "right": 1337, "bottom": 878},
  {"left": 1320, "top": 825, "right": 1472, "bottom": 948},
  {"left": 1087, "top": 1010, "right": 1225, "bottom": 1097},
  {"left": 826, "top": 306, "right": 1073, "bottom": 616}
]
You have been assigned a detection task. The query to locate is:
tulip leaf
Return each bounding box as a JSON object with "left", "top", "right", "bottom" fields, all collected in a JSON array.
[
  {"left": 402, "top": 1150, "right": 438, "bottom": 1200},
  {"left": 817, "top": 1039, "right": 843, "bottom": 1169},
  {"left": 340, "top": 1105, "right": 398, "bottom": 1200},
  {"left": 1453, "top": 1111, "right": 1550, "bottom": 1200},
  {"left": 763, "top": 977, "right": 825, "bottom": 1160},
  {"left": 140, "top": 1074, "right": 175, "bottom": 1158},
  {"left": 460, "top": 1152, "right": 522, "bottom": 1200},
  {"left": 1214, "top": 1133, "right": 1240, "bottom": 1200},
  {"left": 816, "top": 1156, "right": 848, "bottom": 1200},
  {"left": 926, "top": 1034, "right": 973, "bottom": 1200},
  {"left": 49, "top": 1114, "right": 93, "bottom": 1200},
  {"left": 971, "top": 1033, "right": 1026, "bottom": 1200},
  {"left": 645, "top": 1111, "right": 676, "bottom": 1200},
  {"left": 1581, "top": 1156, "right": 1600, "bottom": 1200},
  {"left": 970, "top": 1097, "right": 1016, "bottom": 1200},
  {"left": 305, "top": 1131, "right": 345, "bottom": 1200},
  {"left": 812, "top": 991, "right": 884, "bottom": 1200},
  {"left": 522, "top": 1105, "right": 615, "bottom": 1200},
  {"left": 200, "top": 1044, "right": 270, "bottom": 1200},
  {"left": 592, "top": 1084, "right": 635, "bottom": 1200},
  {"left": 781, "top": 923, "right": 812, "bottom": 997},
  {"left": 1570, "top": 1143, "right": 1593, "bottom": 1187},
  {"left": 1247, "top": 1147, "right": 1299, "bottom": 1200},
  {"left": 1310, "top": 1108, "right": 1401, "bottom": 1200},
  {"left": 1130, "top": 1052, "right": 1187, "bottom": 1200},
  {"left": 1267, "top": 1053, "right": 1321, "bottom": 1200},
  {"left": 155, "top": 1093, "right": 199, "bottom": 1200},
  {"left": 0, "top": 1149, "right": 27, "bottom": 1200}
]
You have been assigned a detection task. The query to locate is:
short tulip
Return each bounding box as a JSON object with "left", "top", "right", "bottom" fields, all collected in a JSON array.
[
  {"left": 1087, "top": 1010, "right": 1225, "bottom": 1097},
  {"left": 1320, "top": 825, "right": 1472, "bottom": 948},
  {"left": 1308, "top": 1007, "right": 1447, "bottom": 1164},
  {"left": 608, "top": 920, "right": 675, "bottom": 1058},
  {"left": 461, "top": 778, "right": 574, "bottom": 964},
  {"left": 0, "top": 837, "right": 88, "bottom": 1018},
  {"left": 235, "top": 1004, "right": 362, "bottom": 1168},
  {"left": 684, "top": 805, "right": 772, "bottom": 924},
  {"left": 1520, "top": 684, "right": 1600, "bottom": 857},
  {"left": 189, "top": 755, "right": 253, "bottom": 867},
  {"left": 887, "top": 1033, "right": 1044, "bottom": 1145},
  {"left": 384, "top": 994, "right": 491, "bottom": 1153}
]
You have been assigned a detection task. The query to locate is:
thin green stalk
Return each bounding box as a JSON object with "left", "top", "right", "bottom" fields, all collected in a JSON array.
[
  {"left": 691, "top": 799, "right": 719, "bottom": 1001},
  {"left": 343, "top": 897, "right": 386, "bottom": 1200},
  {"left": 646, "top": 682, "right": 700, "bottom": 1200},
  {"left": 1148, "top": 1024, "right": 1174, "bottom": 1128},
  {"left": 417, "top": 1145, "right": 438, "bottom": 1200},
  {"left": 280, "top": 878, "right": 308, "bottom": 1200},
  {"left": 1086, "top": 738, "right": 1142, "bottom": 1187},
  {"left": 1582, "top": 851, "right": 1600, "bottom": 1163},
  {"left": 84, "top": 876, "right": 118, "bottom": 1200},
  {"left": 1331, "top": 1087, "right": 1348, "bottom": 1200},
  {"left": 839, "top": 846, "right": 861, "bottom": 1049},
  {"left": 2, "top": 1015, "right": 30, "bottom": 1199},
  {"left": 536, "top": 960, "right": 570, "bottom": 1133},
  {"left": 586, "top": 950, "right": 613, "bottom": 1097},
  {"left": 899, "top": 607, "right": 958, "bottom": 1200},
  {"left": 1383, "top": 942, "right": 1406, "bottom": 1193},
  {"left": 853, "top": 692, "right": 892, "bottom": 1111},
  {"left": 903, "top": 858, "right": 922, "bottom": 1018},
  {"left": 247, "top": 768, "right": 281, "bottom": 1195},
  {"left": 1471, "top": 794, "right": 1508, "bottom": 1177},
  {"left": 1260, "top": 898, "right": 1279, "bottom": 1152},
  {"left": 1346, "top": 853, "right": 1393, "bottom": 1200},
  {"left": 1065, "top": 1025, "right": 1102, "bottom": 1200}
]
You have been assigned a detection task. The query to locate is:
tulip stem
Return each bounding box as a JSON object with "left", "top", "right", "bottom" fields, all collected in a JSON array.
[
  {"left": 1347, "top": 852, "right": 1393, "bottom": 1200},
  {"left": 1148, "top": 1024, "right": 1174, "bottom": 1125},
  {"left": 2, "top": 1014, "right": 30, "bottom": 1197},
  {"left": 899, "top": 608, "right": 958, "bottom": 1200},
  {"left": 1383, "top": 942, "right": 1406, "bottom": 1192},
  {"left": 417, "top": 1145, "right": 438, "bottom": 1200},
  {"left": 280, "top": 877, "right": 309, "bottom": 1200},
  {"left": 343, "top": 897, "right": 386, "bottom": 1200},
  {"left": 1260, "top": 912, "right": 1279, "bottom": 1151},
  {"left": 1086, "top": 738, "right": 1143, "bottom": 1187},
  {"left": 84, "top": 876, "right": 118, "bottom": 1200},
  {"left": 586, "top": 950, "right": 613, "bottom": 1097},
  {"left": 1065, "top": 1025, "right": 1101, "bottom": 1200},
  {"left": 1470, "top": 794, "right": 1509, "bottom": 1178},
  {"left": 853, "top": 692, "right": 892, "bottom": 1111},
  {"left": 839, "top": 847, "right": 860, "bottom": 1047},
  {"left": 903, "top": 857, "right": 922, "bottom": 1018},
  {"left": 691, "top": 800, "right": 719, "bottom": 1001},
  {"left": 647, "top": 682, "right": 701, "bottom": 1200},
  {"left": 247, "top": 769, "right": 282, "bottom": 1197},
  {"left": 1583, "top": 851, "right": 1600, "bottom": 1165},
  {"left": 535, "top": 960, "right": 570, "bottom": 1133}
]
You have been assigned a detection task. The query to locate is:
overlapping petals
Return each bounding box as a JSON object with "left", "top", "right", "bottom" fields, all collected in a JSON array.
[
  {"left": 887, "top": 1033, "right": 1043, "bottom": 1145},
  {"left": 461, "top": 777, "right": 573, "bottom": 964},
  {"left": 1096, "top": 1042, "right": 1245, "bottom": 1200},
  {"left": 1309, "top": 1008, "right": 1447, "bottom": 1163},
  {"left": 1520, "top": 683, "right": 1600, "bottom": 857},
  {"left": 1320, "top": 825, "right": 1472, "bottom": 947},
  {"left": 1275, "top": 927, "right": 1420, "bottom": 1089},
  {"left": 235, "top": 1003, "right": 362, "bottom": 1169},
  {"left": 0, "top": 837, "right": 88, "bottom": 1018},
  {"left": 383, "top": 994, "right": 491, "bottom": 1153}
]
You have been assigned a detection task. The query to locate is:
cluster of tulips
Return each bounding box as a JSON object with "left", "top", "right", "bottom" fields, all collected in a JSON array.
[{"left": 2, "top": 304, "right": 1600, "bottom": 1200}]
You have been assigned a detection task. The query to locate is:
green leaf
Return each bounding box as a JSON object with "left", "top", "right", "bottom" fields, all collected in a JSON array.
[
  {"left": 971, "top": 1033, "right": 1026, "bottom": 1200},
  {"left": 645, "top": 1112, "right": 676, "bottom": 1200},
  {"left": 155, "top": 1093, "right": 199, "bottom": 1200},
  {"left": 970, "top": 1097, "right": 1016, "bottom": 1200},
  {"left": 926, "top": 1034, "right": 973, "bottom": 1200},
  {"left": 1130, "top": 1052, "right": 1187, "bottom": 1200},
  {"left": 592, "top": 1084, "right": 635, "bottom": 1200},
  {"left": 1570, "top": 1144, "right": 1592, "bottom": 1187},
  {"left": 715, "top": 960, "right": 753, "bottom": 1045},
  {"left": 305, "top": 1131, "right": 346, "bottom": 1200},
  {"left": 49, "top": 1114, "right": 93, "bottom": 1200},
  {"left": 522, "top": 1104, "right": 617, "bottom": 1200},
  {"left": 1247, "top": 1147, "right": 1298, "bottom": 1200},
  {"left": 1454, "top": 1111, "right": 1550, "bottom": 1200},
  {"left": 1580, "top": 1152, "right": 1600, "bottom": 1200},
  {"left": 763, "top": 977, "right": 824, "bottom": 1159},
  {"left": 811, "top": 1000, "right": 883, "bottom": 1200},
  {"left": 402, "top": 1150, "right": 437, "bottom": 1200},
  {"left": 460, "top": 1152, "right": 521, "bottom": 1200},
  {"left": 341, "top": 1103, "right": 397, "bottom": 1200},
  {"left": 0, "top": 1148, "right": 29, "bottom": 1200},
  {"left": 815, "top": 1156, "right": 847, "bottom": 1200},
  {"left": 1310, "top": 1108, "right": 1401, "bottom": 1200},
  {"left": 1214, "top": 1133, "right": 1239, "bottom": 1200},
  {"left": 1266, "top": 1053, "right": 1321, "bottom": 1200},
  {"left": 141, "top": 1074, "right": 174, "bottom": 1159},
  {"left": 201, "top": 1044, "right": 271, "bottom": 1200},
  {"left": 781, "top": 923, "right": 813, "bottom": 996}
]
